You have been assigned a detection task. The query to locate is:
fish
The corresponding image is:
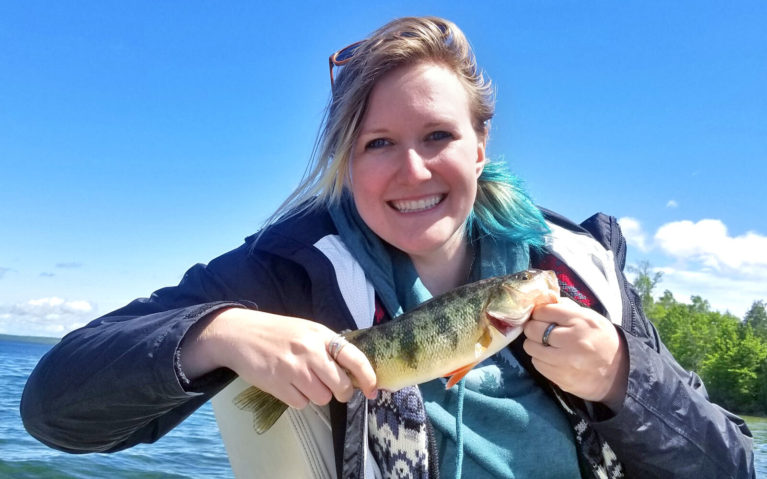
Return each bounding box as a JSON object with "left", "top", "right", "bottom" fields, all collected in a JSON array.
[{"left": 233, "top": 268, "right": 560, "bottom": 433}]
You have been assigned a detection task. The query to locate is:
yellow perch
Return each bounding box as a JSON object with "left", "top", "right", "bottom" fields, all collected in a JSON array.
[{"left": 234, "top": 269, "right": 560, "bottom": 433}]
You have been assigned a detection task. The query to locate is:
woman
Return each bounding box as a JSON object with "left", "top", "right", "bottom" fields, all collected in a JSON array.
[{"left": 22, "top": 17, "right": 753, "bottom": 478}]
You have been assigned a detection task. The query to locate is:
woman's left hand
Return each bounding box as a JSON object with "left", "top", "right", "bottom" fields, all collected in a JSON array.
[{"left": 522, "top": 297, "right": 629, "bottom": 412}]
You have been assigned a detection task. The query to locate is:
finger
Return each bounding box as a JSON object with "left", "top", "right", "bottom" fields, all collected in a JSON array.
[
  {"left": 524, "top": 319, "right": 562, "bottom": 349},
  {"left": 290, "top": 367, "right": 335, "bottom": 406},
  {"left": 311, "top": 359, "right": 355, "bottom": 403},
  {"left": 277, "top": 384, "right": 312, "bottom": 410},
  {"left": 523, "top": 319, "right": 547, "bottom": 344},
  {"left": 531, "top": 299, "right": 581, "bottom": 326},
  {"left": 334, "top": 342, "right": 378, "bottom": 398},
  {"left": 523, "top": 336, "right": 561, "bottom": 361}
]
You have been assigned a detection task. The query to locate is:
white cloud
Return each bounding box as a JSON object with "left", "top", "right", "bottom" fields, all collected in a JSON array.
[
  {"left": 63, "top": 300, "right": 93, "bottom": 312},
  {"left": 666, "top": 200, "right": 678, "bottom": 208},
  {"left": 618, "top": 217, "right": 649, "bottom": 252},
  {"left": 0, "top": 297, "right": 96, "bottom": 337},
  {"left": 654, "top": 219, "right": 767, "bottom": 278},
  {"left": 621, "top": 218, "right": 767, "bottom": 317}
]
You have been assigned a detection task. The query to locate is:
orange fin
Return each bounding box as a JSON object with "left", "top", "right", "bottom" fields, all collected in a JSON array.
[{"left": 444, "top": 362, "right": 479, "bottom": 389}]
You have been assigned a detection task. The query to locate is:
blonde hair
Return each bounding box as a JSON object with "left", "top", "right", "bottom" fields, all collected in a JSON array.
[{"left": 268, "top": 16, "right": 494, "bottom": 224}]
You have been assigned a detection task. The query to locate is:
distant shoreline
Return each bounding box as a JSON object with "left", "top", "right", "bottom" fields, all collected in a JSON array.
[{"left": 0, "top": 333, "right": 60, "bottom": 345}]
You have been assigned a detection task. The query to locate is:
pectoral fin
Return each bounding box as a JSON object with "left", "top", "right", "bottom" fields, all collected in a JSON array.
[
  {"left": 477, "top": 326, "right": 493, "bottom": 353},
  {"left": 444, "top": 362, "right": 480, "bottom": 389},
  {"left": 443, "top": 327, "right": 496, "bottom": 389}
]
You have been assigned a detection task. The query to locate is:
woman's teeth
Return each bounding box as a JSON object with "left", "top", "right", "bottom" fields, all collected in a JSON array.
[{"left": 390, "top": 195, "right": 444, "bottom": 213}]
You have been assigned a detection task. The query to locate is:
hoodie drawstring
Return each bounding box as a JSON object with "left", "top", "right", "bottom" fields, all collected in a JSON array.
[{"left": 454, "top": 378, "right": 466, "bottom": 478}]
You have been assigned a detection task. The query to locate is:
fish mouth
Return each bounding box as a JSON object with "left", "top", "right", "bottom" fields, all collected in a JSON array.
[
  {"left": 388, "top": 194, "right": 445, "bottom": 213},
  {"left": 486, "top": 309, "right": 530, "bottom": 337}
]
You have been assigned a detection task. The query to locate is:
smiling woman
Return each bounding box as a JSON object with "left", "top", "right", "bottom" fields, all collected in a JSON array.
[
  {"left": 350, "top": 62, "right": 486, "bottom": 294},
  {"left": 20, "top": 15, "right": 754, "bottom": 479}
]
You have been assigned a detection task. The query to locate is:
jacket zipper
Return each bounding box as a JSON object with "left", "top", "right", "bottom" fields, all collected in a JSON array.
[{"left": 611, "top": 216, "right": 637, "bottom": 332}]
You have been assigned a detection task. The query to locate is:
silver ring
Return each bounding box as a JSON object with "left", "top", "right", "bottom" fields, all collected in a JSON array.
[
  {"left": 327, "top": 334, "right": 350, "bottom": 361},
  {"left": 542, "top": 323, "right": 557, "bottom": 347}
]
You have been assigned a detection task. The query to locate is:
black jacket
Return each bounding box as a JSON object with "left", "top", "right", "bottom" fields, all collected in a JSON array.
[{"left": 21, "top": 208, "right": 755, "bottom": 478}]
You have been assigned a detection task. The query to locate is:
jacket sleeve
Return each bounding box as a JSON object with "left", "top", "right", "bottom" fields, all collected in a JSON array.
[
  {"left": 20, "top": 241, "right": 283, "bottom": 453},
  {"left": 592, "top": 325, "right": 755, "bottom": 478},
  {"left": 581, "top": 213, "right": 755, "bottom": 478}
]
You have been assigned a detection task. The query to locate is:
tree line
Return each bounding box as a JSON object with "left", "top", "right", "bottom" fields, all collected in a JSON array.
[{"left": 630, "top": 262, "right": 767, "bottom": 415}]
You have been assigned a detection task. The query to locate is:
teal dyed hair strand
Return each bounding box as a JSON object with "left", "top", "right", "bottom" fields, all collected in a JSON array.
[{"left": 467, "top": 161, "right": 549, "bottom": 248}]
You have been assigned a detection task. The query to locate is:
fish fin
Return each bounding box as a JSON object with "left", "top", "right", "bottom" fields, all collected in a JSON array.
[
  {"left": 445, "top": 362, "right": 479, "bottom": 389},
  {"left": 233, "top": 386, "right": 289, "bottom": 434},
  {"left": 476, "top": 326, "right": 493, "bottom": 357}
]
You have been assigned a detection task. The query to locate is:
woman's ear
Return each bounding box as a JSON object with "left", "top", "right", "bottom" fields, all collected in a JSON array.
[{"left": 475, "top": 127, "right": 488, "bottom": 178}]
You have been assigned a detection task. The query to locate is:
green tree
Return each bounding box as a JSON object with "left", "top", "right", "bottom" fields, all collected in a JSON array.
[
  {"left": 631, "top": 260, "right": 767, "bottom": 413},
  {"left": 701, "top": 321, "right": 767, "bottom": 413},
  {"left": 742, "top": 301, "right": 767, "bottom": 412},
  {"left": 759, "top": 360, "right": 767, "bottom": 414},
  {"left": 689, "top": 295, "right": 711, "bottom": 313},
  {"left": 656, "top": 290, "right": 677, "bottom": 310},
  {"left": 648, "top": 290, "right": 677, "bottom": 324},
  {"left": 653, "top": 303, "right": 737, "bottom": 373},
  {"left": 743, "top": 300, "right": 767, "bottom": 341},
  {"left": 627, "top": 260, "right": 663, "bottom": 314}
]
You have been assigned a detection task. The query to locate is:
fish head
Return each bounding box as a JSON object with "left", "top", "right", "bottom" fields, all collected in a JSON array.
[{"left": 484, "top": 269, "right": 561, "bottom": 338}]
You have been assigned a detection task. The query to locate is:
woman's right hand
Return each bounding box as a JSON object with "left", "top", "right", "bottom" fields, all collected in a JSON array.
[{"left": 179, "top": 308, "right": 378, "bottom": 409}]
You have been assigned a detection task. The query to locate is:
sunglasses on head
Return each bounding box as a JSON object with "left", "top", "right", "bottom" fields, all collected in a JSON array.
[
  {"left": 328, "top": 22, "right": 450, "bottom": 86},
  {"left": 328, "top": 40, "right": 364, "bottom": 85}
]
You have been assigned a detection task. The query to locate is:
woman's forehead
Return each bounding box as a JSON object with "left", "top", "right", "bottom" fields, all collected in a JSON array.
[{"left": 362, "top": 62, "right": 472, "bottom": 120}]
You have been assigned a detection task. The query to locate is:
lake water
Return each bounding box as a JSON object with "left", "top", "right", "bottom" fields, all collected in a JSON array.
[
  {"left": 745, "top": 415, "right": 767, "bottom": 478},
  {"left": 2, "top": 338, "right": 766, "bottom": 478},
  {"left": 0, "top": 338, "right": 232, "bottom": 478}
]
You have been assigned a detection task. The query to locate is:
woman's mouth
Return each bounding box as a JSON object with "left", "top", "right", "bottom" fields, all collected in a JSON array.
[{"left": 388, "top": 194, "right": 445, "bottom": 213}]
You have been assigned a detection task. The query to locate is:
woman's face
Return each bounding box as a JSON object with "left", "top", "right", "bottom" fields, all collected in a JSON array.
[{"left": 350, "top": 61, "right": 486, "bottom": 262}]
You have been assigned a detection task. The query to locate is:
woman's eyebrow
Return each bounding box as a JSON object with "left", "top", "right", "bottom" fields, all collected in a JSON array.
[{"left": 358, "top": 127, "right": 391, "bottom": 135}]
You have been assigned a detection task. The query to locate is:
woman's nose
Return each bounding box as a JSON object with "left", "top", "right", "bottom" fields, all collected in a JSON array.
[{"left": 396, "top": 148, "right": 432, "bottom": 183}]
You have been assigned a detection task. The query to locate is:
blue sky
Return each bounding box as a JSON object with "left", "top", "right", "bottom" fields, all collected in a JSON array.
[{"left": 1, "top": 1, "right": 765, "bottom": 337}]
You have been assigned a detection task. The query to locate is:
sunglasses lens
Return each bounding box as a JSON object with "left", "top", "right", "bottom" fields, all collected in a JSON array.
[{"left": 335, "top": 42, "right": 361, "bottom": 63}]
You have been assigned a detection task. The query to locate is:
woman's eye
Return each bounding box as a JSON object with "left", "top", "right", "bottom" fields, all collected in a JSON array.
[
  {"left": 427, "top": 131, "right": 453, "bottom": 141},
  {"left": 365, "top": 138, "right": 390, "bottom": 150}
]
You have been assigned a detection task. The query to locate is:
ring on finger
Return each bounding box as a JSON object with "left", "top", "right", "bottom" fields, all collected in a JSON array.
[
  {"left": 541, "top": 323, "right": 557, "bottom": 347},
  {"left": 327, "top": 333, "right": 351, "bottom": 361}
]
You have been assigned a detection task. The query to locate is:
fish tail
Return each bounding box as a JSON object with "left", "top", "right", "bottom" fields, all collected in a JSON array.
[{"left": 233, "top": 386, "right": 289, "bottom": 434}]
